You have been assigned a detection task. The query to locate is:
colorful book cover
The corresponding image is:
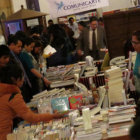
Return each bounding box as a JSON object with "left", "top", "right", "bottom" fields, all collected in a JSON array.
[
  {"left": 69, "top": 95, "right": 83, "bottom": 109},
  {"left": 51, "top": 97, "right": 70, "bottom": 112}
]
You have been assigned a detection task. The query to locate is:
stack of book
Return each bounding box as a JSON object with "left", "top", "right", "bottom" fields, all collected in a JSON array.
[
  {"left": 105, "top": 67, "right": 125, "bottom": 106},
  {"left": 50, "top": 79, "right": 75, "bottom": 88},
  {"left": 108, "top": 105, "right": 135, "bottom": 124},
  {"left": 109, "top": 56, "right": 127, "bottom": 70},
  {"left": 46, "top": 64, "right": 78, "bottom": 82},
  {"left": 107, "top": 105, "right": 135, "bottom": 138},
  {"left": 76, "top": 129, "right": 102, "bottom": 140},
  {"left": 108, "top": 122, "right": 132, "bottom": 138}
]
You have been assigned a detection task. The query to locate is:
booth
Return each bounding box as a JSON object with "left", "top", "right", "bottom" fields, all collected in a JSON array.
[{"left": 4, "top": 5, "right": 48, "bottom": 40}]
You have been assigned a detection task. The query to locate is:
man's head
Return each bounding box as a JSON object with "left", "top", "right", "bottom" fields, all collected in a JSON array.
[
  {"left": 8, "top": 35, "right": 22, "bottom": 54},
  {"left": 78, "top": 21, "right": 86, "bottom": 31},
  {"left": 132, "top": 30, "right": 140, "bottom": 53},
  {"left": 48, "top": 19, "right": 54, "bottom": 27},
  {"left": 98, "top": 17, "right": 104, "bottom": 27},
  {"left": 68, "top": 17, "right": 74, "bottom": 25},
  {"left": 0, "top": 45, "right": 10, "bottom": 67},
  {"left": 90, "top": 16, "right": 98, "bottom": 30}
]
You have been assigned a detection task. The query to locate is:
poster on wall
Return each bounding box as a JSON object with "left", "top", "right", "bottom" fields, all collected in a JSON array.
[{"left": 47, "top": 0, "right": 109, "bottom": 18}]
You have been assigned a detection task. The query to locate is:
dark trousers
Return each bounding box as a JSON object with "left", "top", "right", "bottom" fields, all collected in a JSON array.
[{"left": 89, "top": 49, "right": 100, "bottom": 60}]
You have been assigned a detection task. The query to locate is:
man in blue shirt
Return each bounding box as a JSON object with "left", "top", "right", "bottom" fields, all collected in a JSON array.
[{"left": 8, "top": 35, "right": 32, "bottom": 102}]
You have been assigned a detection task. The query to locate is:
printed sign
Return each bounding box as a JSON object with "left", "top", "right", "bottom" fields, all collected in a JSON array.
[{"left": 47, "top": 0, "right": 109, "bottom": 18}]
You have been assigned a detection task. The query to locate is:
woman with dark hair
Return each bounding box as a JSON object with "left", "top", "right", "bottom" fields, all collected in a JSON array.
[
  {"left": 47, "top": 24, "right": 74, "bottom": 67},
  {"left": 0, "top": 63, "right": 64, "bottom": 140},
  {"left": 31, "top": 40, "right": 43, "bottom": 64},
  {"left": 31, "top": 40, "right": 45, "bottom": 91},
  {"left": 19, "top": 37, "right": 51, "bottom": 95}
]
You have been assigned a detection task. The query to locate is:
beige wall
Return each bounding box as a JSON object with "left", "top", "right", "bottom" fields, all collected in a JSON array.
[
  {"left": 102, "top": 0, "right": 133, "bottom": 12},
  {"left": 11, "top": 0, "right": 57, "bottom": 25},
  {"left": 0, "top": 0, "right": 13, "bottom": 15},
  {"left": 11, "top": 0, "right": 135, "bottom": 24},
  {"left": 11, "top": 0, "right": 134, "bottom": 21},
  {"left": 97, "top": 0, "right": 133, "bottom": 17},
  {"left": 39, "top": 0, "right": 134, "bottom": 23},
  {"left": 0, "top": 0, "right": 13, "bottom": 34},
  {"left": 11, "top": 0, "right": 26, "bottom": 12}
]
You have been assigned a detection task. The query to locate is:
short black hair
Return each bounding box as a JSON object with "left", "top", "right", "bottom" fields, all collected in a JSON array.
[
  {"left": 68, "top": 17, "right": 74, "bottom": 22},
  {"left": 98, "top": 17, "right": 103, "bottom": 22},
  {"left": 7, "top": 35, "right": 22, "bottom": 46},
  {"left": 0, "top": 45, "right": 10, "bottom": 58},
  {"left": 48, "top": 19, "right": 53, "bottom": 23},
  {"left": 89, "top": 16, "right": 98, "bottom": 23},
  {"left": 30, "top": 25, "right": 43, "bottom": 35},
  {"left": 24, "top": 37, "right": 34, "bottom": 46},
  {"left": 32, "top": 35, "right": 41, "bottom": 41},
  {"left": 78, "top": 21, "right": 86, "bottom": 27},
  {"left": 132, "top": 30, "right": 140, "bottom": 41},
  {"left": 34, "top": 40, "right": 42, "bottom": 48},
  {"left": 0, "top": 63, "right": 23, "bottom": 84},
  {"left": 15, "top": 31, "right": 27, "bottom": 47}
]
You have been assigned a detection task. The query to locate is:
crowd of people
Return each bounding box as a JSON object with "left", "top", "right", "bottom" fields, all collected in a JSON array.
[
  {"left": 0, "top": 16, "right": 107, "bottom": 140},
  {"left": 1, "top": 16, "right": 140, "bottom": 140}
]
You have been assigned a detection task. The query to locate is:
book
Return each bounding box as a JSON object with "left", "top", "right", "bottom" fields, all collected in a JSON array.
[
  {"left": 51, "top": 97, "right": 70, "bottom": 112},
  {"left": 69, "top": 95, "right": 83, "bottom": 109},
  {"left": 105, "top": 67, "right": 125, "bottom": 106},
  {"left": 109, "top": 114, "right": 135, "bottom": 124},
  {"left": 43, "top": 45, "right": 56, "bottom": 56},
  {"left": 109, "top": 108, "right": 135, "bottom": 116}
]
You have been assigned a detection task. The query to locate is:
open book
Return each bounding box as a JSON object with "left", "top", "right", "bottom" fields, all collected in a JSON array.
[{"left": 43, "top": 45, "right": 57, "bottom": 56}]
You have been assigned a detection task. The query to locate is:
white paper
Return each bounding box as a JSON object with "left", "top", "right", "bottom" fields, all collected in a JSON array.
[
  {"left": 82, "top": 108, "right": 92, "bottom": 130},
  {"left": 91, "top": 106, "right": 101, "bottom": 116},
  {"left": 43, "top": 45, "right": 56, "bottom": 56}
]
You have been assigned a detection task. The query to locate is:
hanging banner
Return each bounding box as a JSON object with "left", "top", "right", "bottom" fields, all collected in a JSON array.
[{"left": 47, "top": 0, "right": 109, "bottom": 18}]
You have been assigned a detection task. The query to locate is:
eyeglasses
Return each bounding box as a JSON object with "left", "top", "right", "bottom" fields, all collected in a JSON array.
[{"left": 131, "top": 41, "right": 140, "bottom": 45}]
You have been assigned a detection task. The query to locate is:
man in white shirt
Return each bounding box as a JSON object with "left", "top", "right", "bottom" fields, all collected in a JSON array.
[{"left": 68, "top": 17, "right": 79, "bottom": 39}]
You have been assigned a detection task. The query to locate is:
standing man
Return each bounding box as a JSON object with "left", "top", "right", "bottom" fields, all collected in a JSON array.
[
  {"left": 8, "top": 35, "right": 32, "bottom": 102},
  {"left": 48, "top": 19, "right": 54, "bottom": 27},
  {"left": 76, "top": 21, "right": 88, "bottom": 61},
  {"left": 77, "top": 16, "right": 106, "bottom": 60},
  {"left": 68, "top": 17, "right": 79, "bottom": 39}
]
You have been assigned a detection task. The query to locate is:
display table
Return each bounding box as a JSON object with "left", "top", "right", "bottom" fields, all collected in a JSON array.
[{"left": 103, "top": 135, "right": 130, "bottom": 140}]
